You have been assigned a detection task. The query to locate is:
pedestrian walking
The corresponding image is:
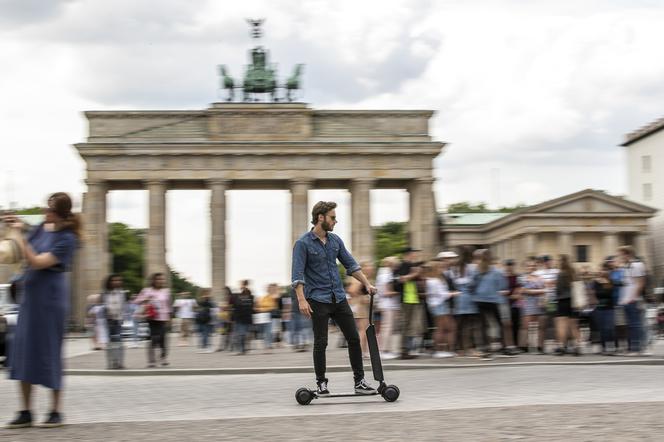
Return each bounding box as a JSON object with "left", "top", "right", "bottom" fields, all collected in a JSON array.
[
  {"left": 196, "top": 289, "right": 215, "bottom": 352},
  {"left": 376, "top": 256, "right": 400, "bottom": 359},
  {"left": 102, "top": 274, "right": 127, "bottom": 369},
  {"left": 173, "top": 292, "right": 196, "bottom": 346},
  {"left": 135, "top": 273, "right": 171, "bottom": 368},
  {"left": 233, "top": 280, "right": 254, "bottom": 355}
]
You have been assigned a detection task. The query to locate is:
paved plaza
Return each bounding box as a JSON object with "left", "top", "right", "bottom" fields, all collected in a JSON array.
[{"left": 2, "top": 337, "right": 664, "bottom": 440}]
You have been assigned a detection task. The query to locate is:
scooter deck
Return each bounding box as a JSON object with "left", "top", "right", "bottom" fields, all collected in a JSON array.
[{"left": 313, "top": 391, "right": 379, "bottom": 399}]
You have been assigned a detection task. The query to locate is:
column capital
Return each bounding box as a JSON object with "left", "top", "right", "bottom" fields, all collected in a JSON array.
[
  {"left": 144, "top": 179, "right": 167, "bottom": 187},
  {"left": 290, "top": 178, "right": 314, "bottom": 186},
  {"left": 207, "top": 178, "right": 230, "bottom": 188},
  {"left": 414, "top": 176, "right": 435, "bottom": 185},
  {"left": 85, "top": 179, "right": 107, "bottom": 188},
  {"left": 351, "top": 177, "right": 376, "bottom": 187}
]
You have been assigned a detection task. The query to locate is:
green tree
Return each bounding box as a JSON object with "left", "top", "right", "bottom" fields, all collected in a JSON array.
[
  {"left": 374, "top": 221, "right": 408, "bottom": 262},
  {"left": 108, "top": 222, "right": 200, "bottom": 295},
  {"left": 497, "top": 204, "right": 528, "bottom": 213},
  {"left": 446, "top": 202, "right": 488, "bottom": 213},
  {"left": 171, "top": 269, "right": 200, "bottom": 295},
  {"left": 108, "top": 222, "right": 145, "bottom": 294}
]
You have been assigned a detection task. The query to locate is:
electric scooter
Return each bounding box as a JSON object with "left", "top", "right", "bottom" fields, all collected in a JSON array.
[{"left": 295, "top": 291, "right": 400, "bottom": 405}]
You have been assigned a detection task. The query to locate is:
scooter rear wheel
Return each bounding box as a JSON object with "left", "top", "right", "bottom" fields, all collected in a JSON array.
[
  {"left": 381, "top": 385, "right": 400, "bottom": 402},
  {"left": 295, "top": 387, "right": 314, "bottom": 405}
]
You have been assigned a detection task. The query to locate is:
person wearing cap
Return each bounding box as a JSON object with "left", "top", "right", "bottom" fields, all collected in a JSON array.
[{"left": 394, "top": 247, "right": 424, "bottom": 359}]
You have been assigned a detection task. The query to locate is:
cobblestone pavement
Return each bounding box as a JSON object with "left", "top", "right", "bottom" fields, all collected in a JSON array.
[
  {"left": 2, "top": 365, "right": 664, "bottom": 439},
  {"left": 2, "top": 402, "right": 664, "bottom": 441},
  {"left": 63, "top": 335, "right": 664, "bottom": 372}
]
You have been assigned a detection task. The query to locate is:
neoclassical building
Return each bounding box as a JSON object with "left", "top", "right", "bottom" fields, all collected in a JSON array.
[
  {"left": 440, "top": 189, "right": 656, "bottom": 267},
  {"left": 71, "top": 103, "right": 444, "bottom": 326}
]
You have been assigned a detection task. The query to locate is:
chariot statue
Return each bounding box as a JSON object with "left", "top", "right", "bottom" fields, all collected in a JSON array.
[{"left": 219, "top": 19, "right": 304, "bottom": 102}]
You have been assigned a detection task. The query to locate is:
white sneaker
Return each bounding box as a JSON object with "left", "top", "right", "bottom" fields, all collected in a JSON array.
[
  {"left": 382, "top": 352, "right": 398, "bottom": 360},
  {"left": 433, "top": 351, "right": 455, "bottom": 358}
]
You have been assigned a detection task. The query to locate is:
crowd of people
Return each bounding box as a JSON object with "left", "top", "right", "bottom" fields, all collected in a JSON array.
[
  {"left": 84, "top": 244, "right": 661, "bottom": 371},
  {"left": 372, "top": 244, "right": 658, "bottom": 360}
]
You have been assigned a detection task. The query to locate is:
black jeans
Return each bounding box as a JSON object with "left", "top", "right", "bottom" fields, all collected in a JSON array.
[
  {"left": 310, "top": 298, "right": 364, "bottom": 383},
  {"left": 476, "top": 302, "right": 504, "bottom": 351},
  {"left": 148, "top": 320, "right": 168, "bottom": 363}
]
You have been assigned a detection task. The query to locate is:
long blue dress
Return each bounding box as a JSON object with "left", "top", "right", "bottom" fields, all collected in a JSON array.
[{"left": 9, "top": 224, "right": 77, "bottom": 390}]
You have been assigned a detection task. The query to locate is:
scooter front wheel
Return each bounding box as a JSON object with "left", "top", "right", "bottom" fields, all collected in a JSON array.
[
  {"left": 295, "top": 387, "right": 314, "bottom": 405},
  {"left": 381, "top": 385, "right": 400, "bottom": 402}
]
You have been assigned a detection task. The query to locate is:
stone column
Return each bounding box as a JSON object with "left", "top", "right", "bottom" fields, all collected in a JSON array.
[
  {"left": 408, "top": 177, "right": 439, "bottom": 259},
  {"left": 79, "top": 180, "right": 109, "bottom": 327},
  {"left": 602, "top": 232, "right": 619, "bottom": 261},
  {"left": 290, "top": 179, "right": 312, "bottom": 246},
  {"left": 209, "top": 179, "right": 229, "bottom": 302},
  {"left": 558, "top": 231, "right": 573, "bottom": 259},
  {"left": 145, "top": 180, "right": 168, "bottom": 283},
  {"left": 351, "top": 178, "right": 375, "bottom": 263},
  {"left": 522, "top": 231, "right": 538, "bottom": 261}
]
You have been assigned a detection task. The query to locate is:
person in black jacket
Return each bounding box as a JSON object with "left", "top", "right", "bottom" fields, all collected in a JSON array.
[
  {"left": 593, "top": 262, "right": 615, "bottom": 355},
  {"left": 232, "top": 280, "right": 254, "bottom": 355},
  {"left": 196, "top": 289, "right": 215, "bottom": 352}
]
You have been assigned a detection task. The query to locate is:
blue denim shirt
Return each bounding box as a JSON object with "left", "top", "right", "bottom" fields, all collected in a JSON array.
[
  {"left": 291, "top": 230, "right": 361, "bottom": 303},
  {"left": 473, "top": 267, "right": 508, "bottom": 304}
]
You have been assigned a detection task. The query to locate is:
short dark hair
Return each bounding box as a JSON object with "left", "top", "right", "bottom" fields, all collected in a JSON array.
[{"left": 311, "top": 201, "right": 337, "bottom": 225}]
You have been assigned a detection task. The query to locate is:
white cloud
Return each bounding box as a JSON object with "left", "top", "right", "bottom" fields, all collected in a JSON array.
[{"left": 2, "top": 0, "right": 664, "bottom": 286}]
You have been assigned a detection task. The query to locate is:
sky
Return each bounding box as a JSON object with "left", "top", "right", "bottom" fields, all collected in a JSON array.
[{"left": 2, "top": 0, "right": 664, "bottom": 292}]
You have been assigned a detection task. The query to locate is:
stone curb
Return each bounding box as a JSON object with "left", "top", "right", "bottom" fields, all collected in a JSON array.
[{"left": 64, "top": 358, "right": 664, "bottom": 376}]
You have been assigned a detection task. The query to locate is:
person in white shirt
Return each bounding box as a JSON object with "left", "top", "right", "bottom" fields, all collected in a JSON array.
[
  {"left": 425, "top": 258, "right": 458, "bottom": 358},
  {"left": 534, "top": 255, "right": 559, "bottom": 353},
  {"left": 375, "top": 256, "right": 400, "bottom": 359},
  {"left": 173, "top": 292, "right": 197, "bottom": 346},
  {"left": 617, "top": 245, "right": 646, "bottom": 354}
]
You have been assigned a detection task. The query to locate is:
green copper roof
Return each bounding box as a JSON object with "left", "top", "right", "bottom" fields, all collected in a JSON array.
[{"left": 442, "top": 212, "right": 508, "bottom": 225}]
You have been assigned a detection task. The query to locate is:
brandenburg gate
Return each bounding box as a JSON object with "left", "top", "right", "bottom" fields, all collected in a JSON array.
[{"left": 71, "top": 23, "right": 445, "bottom": 326}]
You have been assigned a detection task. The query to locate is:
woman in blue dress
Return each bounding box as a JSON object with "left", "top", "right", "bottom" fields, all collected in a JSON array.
[{"left": 5, "top": 192, "right": 79, "bottom": 429}]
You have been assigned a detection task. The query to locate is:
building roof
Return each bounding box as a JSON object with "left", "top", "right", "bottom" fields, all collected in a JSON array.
[
  {"left": 440, "top": 189, "right": 657, "bottom": 232},
  {"left": 443, "top": 212, "right": 508, "bottom": 225},
  {"left": 622, "top": 116, "right": 664, "bottom": 146}
]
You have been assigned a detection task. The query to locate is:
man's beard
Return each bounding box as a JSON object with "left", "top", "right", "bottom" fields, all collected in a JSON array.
[{"left": 322, "top": 220, "right": 333, "bottom": 231}]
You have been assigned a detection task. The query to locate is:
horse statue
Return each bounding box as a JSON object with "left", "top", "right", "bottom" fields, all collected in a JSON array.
[
  {"left": 285, "top": 64, "right": 304, "bottom": 102},
  {"left": 242, "top": 47, "right": 277, "bottom": 101},
  {"left": 218, "top": 65, "right": 235, "bottom": 101}
]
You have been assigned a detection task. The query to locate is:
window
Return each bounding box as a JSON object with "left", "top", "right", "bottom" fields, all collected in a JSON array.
[
  {"left": 642, "top": 155, "right": 652, "bottom": 173},
  {"left": 643, "top": 183, "right": 652, "bottom": 201},
  {"left": 575, "top": 245, "right": 589, "bottom": 263}
]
